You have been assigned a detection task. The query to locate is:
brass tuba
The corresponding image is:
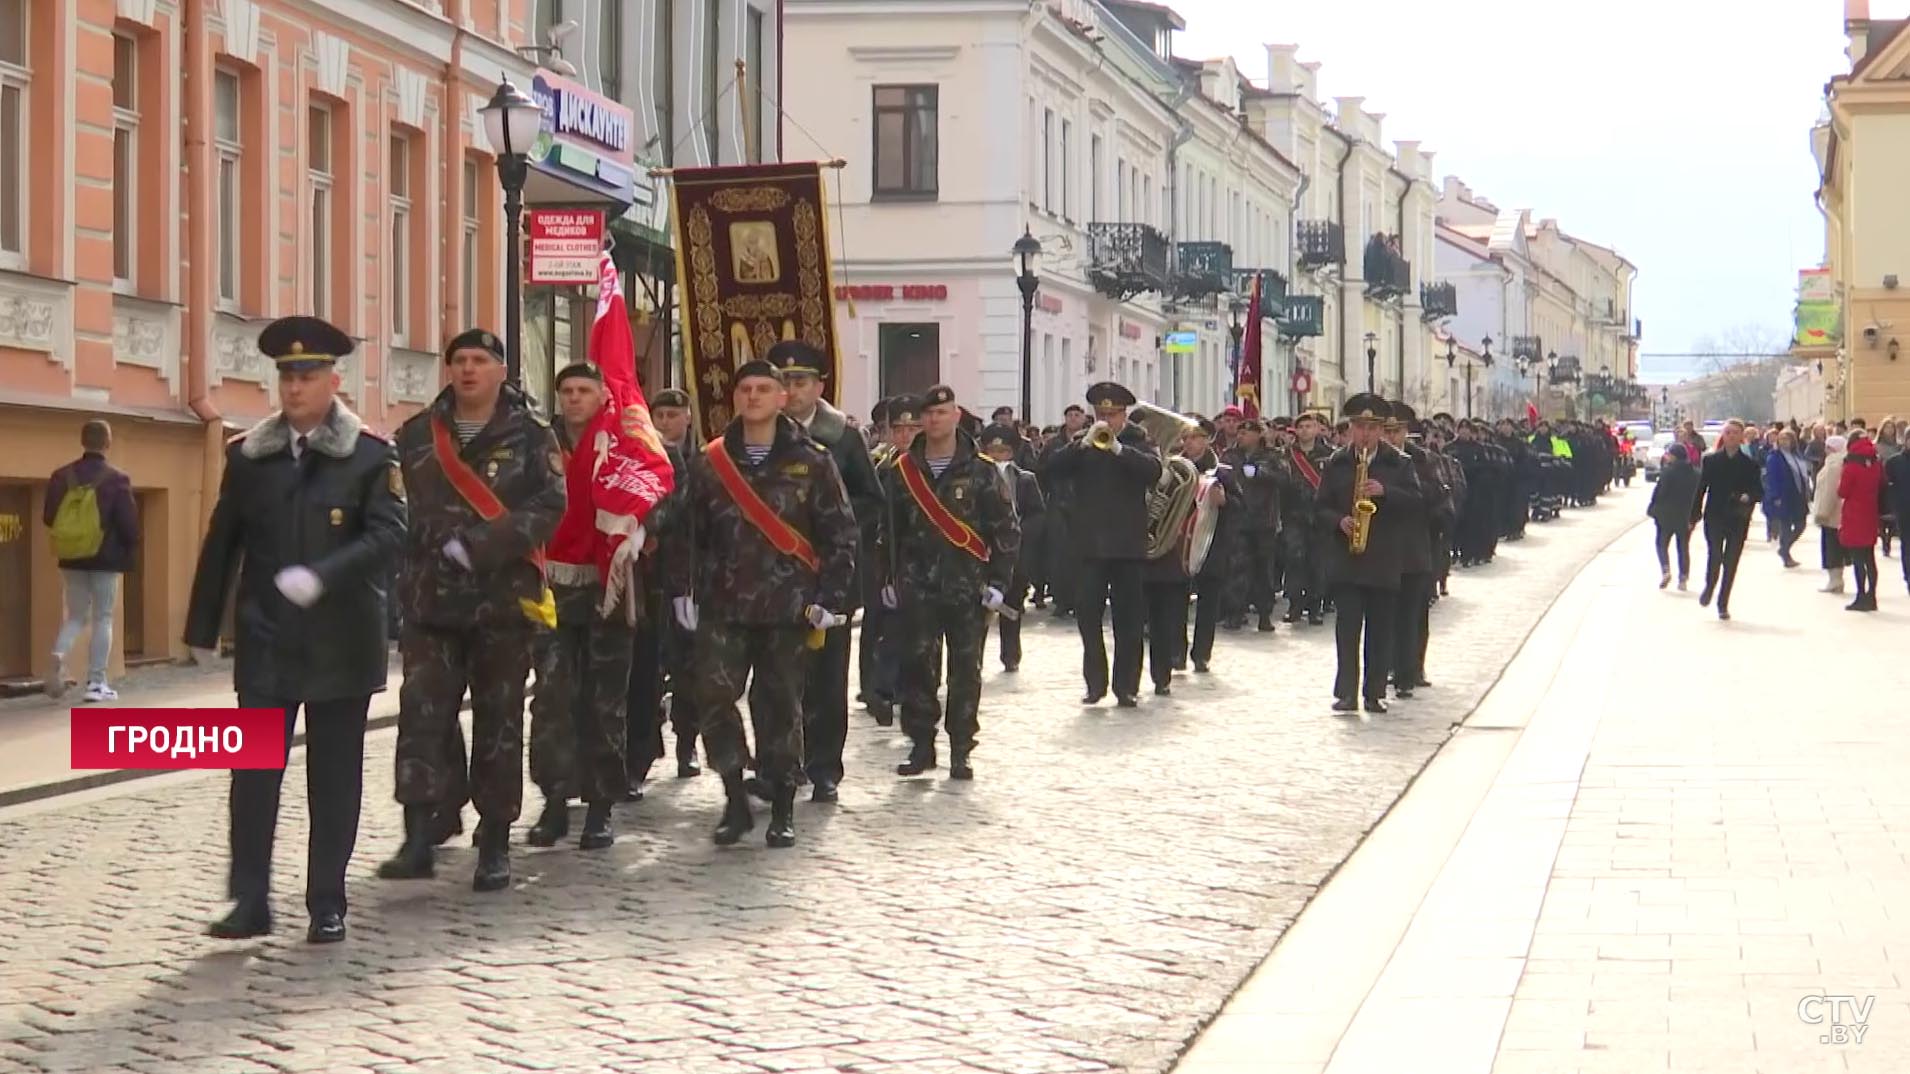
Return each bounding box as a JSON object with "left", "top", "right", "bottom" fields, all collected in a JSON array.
[
  {"left": 1130, "top": 403, "right": 1203, "bottom": 562},
  {"left": 1348, "top": 448, "right": 1378, "bottom": 555}
]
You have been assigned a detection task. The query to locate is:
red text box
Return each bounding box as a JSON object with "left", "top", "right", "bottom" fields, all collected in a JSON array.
[{"left": 71, "top": 708, "right": 288, "bottom": 770}]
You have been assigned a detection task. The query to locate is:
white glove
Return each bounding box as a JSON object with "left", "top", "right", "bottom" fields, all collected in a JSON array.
[
  {"left": 1109, "top": 438, "right": 1124, "bottom": 456},
  {"left": 881, "top": 584, "right": 899, "bottom": 610},
  {"left": 442, "top": 538, "right": 473, "bottom": 571},
  {"left": 805, "top": 605, "right": 845, "bottom": 630},
  {"left": 672, "top": 596, "right": 699, "bottom": 632},
  {"left": 274, "top": 566, "right": 324, "bottom": 608},
  {"left": 1243, "top": 464, "right": 1257, "bottom": 478},
  {"left": 981, "top": 586, "right": 1005, "bottom": 611}
]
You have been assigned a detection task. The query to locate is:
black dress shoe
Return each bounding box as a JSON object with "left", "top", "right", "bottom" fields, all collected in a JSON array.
[
  {"left": 1699, "top": 585, "right": 1714, "bottom": 607},
  {"left": 1001, "top": 661, "right": 1020, "bottom": 673},
  {"left": 1363, "top": 696, "right": 1389, "bottom": 714},
  {"left": 810, "top": 777, "right": 839, "bottom": 803},
  {"left": 676, "top": 741, "right": 702, "bottom": 778},
  {"left": 896, "top": 745, "right": 938, "bottom": 776},
  {"left": 1153, "top": 683, "right": 1171, "bottom": 697},
  {"left": 1081, "top": 691, "right": 1106, "bottom": 705},
  {"left": 1193, "top": 661, "right": 1209, "bottom": 674},
  {"left": 1257, "top": 617, "right": 1277, "bottom": 632},
  {"left": 208, "top": 900, "right": 271, "bottom": 939},
  {"left": 579, "top": 803, "right": 615, "bottom": 850},
  {"left": 1331, "top": 698, "right": 1357, "bottom": 713},
  {"left": 1395, "top": 688, "right": 1415, "bottom": 700},
  {"left": 306, "top": 912, "right": 346, "bottom": 945},
  {"left": 526, "top": 797, "right": 569, "bottom": 847},
  {"left": 1115, "top": 694, "right": 1139, "bottom": 708}
]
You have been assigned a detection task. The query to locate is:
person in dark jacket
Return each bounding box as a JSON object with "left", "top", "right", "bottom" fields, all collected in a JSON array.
[
  {"left": 1762, "top": 428, "right": 1813, "bottom": 568},
  {"left": 980, "top": 423, "right": 1044, "bottom": 672},
  {"left": 1042, "top": 382, "right": 1163, "bottom": 707},
  {"left": 1037, "top": 405, "right": 1091, "bottom": 617},
  {"left": 1647, "top": 443, "right": 1700, "bottom": 589},
  {"left": 1690, "top": 419, "right": 1764, "bottom": 620},
  {"left": 1386, "top": 404, "right": 1443, "bottom": 699},
  {"left": 184, "top": 317, "right": 407, "bottom": 944},
  {"left": 42, "top": 419, "right": 140, "bottom": 701},
  {"left": 1886, "top": 429, "right": 1910, "bottom": 593}
]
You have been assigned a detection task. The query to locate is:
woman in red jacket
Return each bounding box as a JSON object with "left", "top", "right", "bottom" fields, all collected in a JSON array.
[{"left": 1839, "top": 434, "right": 1886, "bottom": 611}]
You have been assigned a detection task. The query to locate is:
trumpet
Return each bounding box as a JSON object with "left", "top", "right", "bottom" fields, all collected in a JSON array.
[
  {"left": 1348, "top": 448, "right": 1378, "bottom": 556},
  {"left": 1085, "top": 421, "right": 1117, "bottom": 451}
]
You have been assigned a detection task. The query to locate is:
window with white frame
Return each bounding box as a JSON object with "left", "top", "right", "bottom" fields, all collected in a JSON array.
[
  {"left": 111, "top": 31, "right": 137, "bottom": 287},
  {"left": 308, "top": 103, "right": 332, "bottom": 318},
  {"left": 1041, "top": 108, "right": 1053, "bottom": 212},
  {"left": 462, "top": 158, "right": 479, "bottom": 328},
  {"left": 0, "top": 0, "right": 23, "bottom": 267},
  {"left": 1088, "top": 135, "right": 1100, "bottom": 221},
  {"left": 1059, "top": 119, "right": 1071, "bottom": 219},
  {"left": 389, "top": 133, "right": 411, "bottom": 345},
  {"left": 214, "top": 68, "right": 241, "bottom": 307}
]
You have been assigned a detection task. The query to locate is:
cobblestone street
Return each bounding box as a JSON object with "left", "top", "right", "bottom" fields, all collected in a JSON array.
[{"left": 0, "top": 491, "right": 1642, "bottom": 1074}]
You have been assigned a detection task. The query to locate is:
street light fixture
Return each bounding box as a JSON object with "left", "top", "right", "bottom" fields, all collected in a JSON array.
[
  {"left": 1012, "top": 227, "right": 1043, "bottom": 422},
  {"left": 1363, "top": 331, "right": 1378, "bottom": 393},
  {"left": 479, "top": 77, "right": 546, "bottom": 386}
]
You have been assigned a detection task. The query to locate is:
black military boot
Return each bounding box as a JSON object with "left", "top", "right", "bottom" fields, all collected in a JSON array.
[
  {"left": 867, "top": 696, "right": 895, "bottom": 727},
  {"left": 713, "top": 771, "right": 755, "bottom": 846},
  {"left": 579, "top": 802, "right": 614, "bottom": 851},
  {"left": 676, "top": 736, "right": 702, "bottom": 778},
  {"left": 896, "top": 742, "right": 938, "bottom": 776},
  {"left": 472, "top": 821, "right": 511, "bottom": 892},
  {"left": 376, "top": 804, "right": 436, "bottom": 880},
  {"left": 525, "top": 796, "right": 569, "bottom": 847},
  {"left": 1258, "top": 613, "right": 1277, "bottom": 632},
  {"left": 766, "top": 783, "right": 797, "bottom": 849},
  {"left": 949, "top": 746, "right": 974, "bottom": 782},
  {"left": 426, "top": 806, "right": 464, "bottom": 847}
]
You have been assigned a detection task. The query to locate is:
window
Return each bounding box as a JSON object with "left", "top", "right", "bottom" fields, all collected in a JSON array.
[
  {"left": 600, "top": 0, "right": 622, "bottom": 100},
  {"left": 389, "top": 134, "right": 411, "bottom": 344},
  {"left": 702, "top": 0, "right": 719, "bottom": 163},
  {"left": 1059, "top": 119, "right": 1071, "bottom": 219},
  {"left": 1116, "top": 160, "right": 1126, "bottom": 222},
  {"left": 653, "top": 0, "right": 673, "bottom": 162},
  {"left": 462, "top": 159, "right": 479, "bottom": 327},
  {"left": 871, "top": 85, "right": 937, "bottom": 198},
  {"left": 1089, "top": 135, "right": 1101, "bottom": 220},
  {"left": 2, "top": 0, "right": 23, "bottom": 264},
  {"left": 214, "top": 68, "right": 241, "bottom": 306},
  {"left": 111, "top": 33, "right": 137, "bottom": 286},
  {"left": 1040, "top": 108, "right": 1052, "bottom": 212},
  {"left": 308, "top": 104, "right": 333, "bottom": 318},
  {"left": 746, "top": 6, "right": 765, "bottom": 162}
]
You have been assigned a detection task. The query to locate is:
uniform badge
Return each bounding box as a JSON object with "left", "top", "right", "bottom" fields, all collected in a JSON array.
[
  {"left": 387, "top": 464, "right": 405, "bottom": 499},
  {"left": 548, "top": 451, "right": 566, "bottom": 476},
  {"left": 785, "top": 463, "right": 810, "bottom": 478},
  {"left": 953, "top": 486, "right": 966, "bottom": 501},
  {"left": 329, "top": 508, "right": 344, "bottom": 526},
  {"left": 485, "top": 460, "right": 500, "bottom": 480}
]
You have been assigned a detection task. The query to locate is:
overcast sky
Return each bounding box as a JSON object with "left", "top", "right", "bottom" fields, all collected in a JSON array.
[{"left": 1169, "top": 0, "right": 1860, "bottom": 380}]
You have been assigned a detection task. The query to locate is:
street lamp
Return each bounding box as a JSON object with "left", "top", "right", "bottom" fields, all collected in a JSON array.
[
  {"left": 479, "top": 77, "right": 546, "bottom": 385},
  {"left": 1013, "top": 227, "right": 1042, "bottom": 422},
  {"left": 1363, "top": 331, "right": 1378, "bottom": 392},
  {"left": 1227, "top": 293, "right": 1247, "bottom": 405}
]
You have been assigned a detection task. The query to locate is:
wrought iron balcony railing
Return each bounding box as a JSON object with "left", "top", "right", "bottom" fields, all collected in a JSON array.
[
  {"left": 1277, "top": 295, "right": 1326, "bottom": 338},
  {"left": 1173, "top": 241, "right": 1234, "bottom": 301},
  {"left": 1086, "top": 222, "right": 1171, "bottom": 301},
  {"left": 1231, "top": 268, "right": 1288, "bottom": 310},
  {"left": 1362, "top": 235, "right": 1411, "bottom": 300},
  {"left": 1296, "top": 220, "right": 1345, "bottom": 269},
  {"left": 1420, "top": 281, "right": 1458, "bottom": 321}
]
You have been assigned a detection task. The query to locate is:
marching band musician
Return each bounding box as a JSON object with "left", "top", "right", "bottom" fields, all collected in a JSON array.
[
  {"left": 880, "top": 387, "right": 1020, "bottom": 780},
  {"left": 1044, "top": 383, "right": 1163, "bottom": 708},
  {"left": 666, "top": 360, "right": 859, "bottom": 848},
  {"left": 1141, "top": 417, "right": 1234, "bottom": 693},
  {"left": 1382, "top": 402, "right": 1443, "bottom": 701},
  {"left": 1219, "top": 419, "right": 1284, "bottom": 633},
  {"left": 1183, "top": 418, "right": 1241, "bottom": 675},
  {"left": 1279, "top": 412, "right": 1335, "bottom": 625},
  {"left": 1316, "top": 394, "right": 1424, "bottom": 715},
  {"left": 1037, "top": 404, "right": 1091, "bottom": 619},
  {"left": 979, "top": 423, "right": 1045, "bottom": 673}
]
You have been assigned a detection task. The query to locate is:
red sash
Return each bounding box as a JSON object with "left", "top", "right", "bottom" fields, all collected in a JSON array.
[
  {"left": 895, "top": 453, "right": 990, "bottom": 562},
  {"left": 430, "top": 416, "right": 546, "bottom": 575},
  {"left": 1290, "top": 447, "right": 1322, "bottom": 491},
  {"left": 704, "top": 438, "right": 821, "bottom": 573}
]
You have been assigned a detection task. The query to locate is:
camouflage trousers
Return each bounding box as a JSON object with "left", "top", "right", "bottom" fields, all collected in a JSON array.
[
  {"left": 897, "top": 600, "right": 988, "bottom": 754},
  {"left": 394, "top": 622, "right": 534, "bottom": 823},
  {"left": 691, "top": 623, "right": 808, "bottom": 784},
  {"left": 528, "top": 584, "right": 632, "bottom": 804}
]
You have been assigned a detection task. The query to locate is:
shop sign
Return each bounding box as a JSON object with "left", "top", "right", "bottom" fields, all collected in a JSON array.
[
  {"left": 1036, "top": 294, "right": 1063, "bottom": 314},
  {"left": 528, "top": 69, "right": 637, "bottom": 200},
  {"left": 527, "top": 209, "right": 604, "bottom": 284},
  {"left": 1119, "top": 320, "right": 1144, "bottom": 341},
  {"left": 1164, "top": 331, "right": 1198, "bottom": 354},
  {"left": 833, "top": 283, "right": 949, "bottom": 302}
]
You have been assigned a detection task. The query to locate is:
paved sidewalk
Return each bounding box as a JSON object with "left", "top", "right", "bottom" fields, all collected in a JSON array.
[{"left": 1175, "top": 519, "right": 1909, "bottom": 1074}]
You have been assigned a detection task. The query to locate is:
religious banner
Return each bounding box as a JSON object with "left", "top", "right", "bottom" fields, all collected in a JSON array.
[
  {"left": 1236, "top": 272, "right": 1264, "bottom": 419},
  {"left": 668, "top": 162, "right": 841, "bottom": 442}
]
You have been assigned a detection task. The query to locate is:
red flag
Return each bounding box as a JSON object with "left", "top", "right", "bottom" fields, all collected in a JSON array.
[
  {"left": 1525, "top": 402, "right": 1540, "bottom": 430},
  {"left": 585, "top": 251, "right": 675, "bottom": 621},
  {"left": 1237, "top": 273, "right": 1263, "bottom": 419}
]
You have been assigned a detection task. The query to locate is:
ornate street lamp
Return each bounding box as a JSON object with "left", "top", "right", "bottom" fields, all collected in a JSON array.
[
  {"left": 1363, "top": 331, "right": 1378, "bottom": 393},
  {"left": 1013, "top": 227, "right": 1042, "bottom": 421},
  {"left": 1227, "top": 293, "right": 1247, "bottom": 405},
  {"left": 480, "top": 78, "right": 546, "bottom": 386}
]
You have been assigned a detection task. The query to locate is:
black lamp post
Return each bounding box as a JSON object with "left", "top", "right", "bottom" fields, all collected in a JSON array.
[
  {"left": 1227, "top": 294, "right": 1247, "bottom": 405},
  {"left": 1363, "top": 331, "right": 1378, "bottom": 393},
  {"left": 1013, "top": 227, "right": 1042, "bottom": 422},
  {"left": 480, "top": 78, "right": 546, "bottom": 386},
  {"left": 1476, "top": 335, "right": 1493, "bottom": 420}
]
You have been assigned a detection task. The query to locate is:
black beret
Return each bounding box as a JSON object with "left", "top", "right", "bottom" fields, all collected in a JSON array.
[
  {"left": 1342, "top": 393, "right": 1391, "bottom": 422},
  {"left": 1063, "top": 404, "right": 1086, "bottom": 416},
  {"left": 922, "top": 384, "right": 957, "bottom": 409},
  {"left": 555, "top": 362, "right": 601, "bottom": 386},
  {"left": 888, "top": 395, "right": 923, "bottom": 425},
  {"left": 870, "top": 398, "right": 891, "bottom": 425},
  {"left": 979, "top": 423, "right": 1022, "bottom": 450},
  {"left": 765, "top": 339, "right": 827, "bottom": 378},
  {"left": 1086, "top": 381, "right": 1137, "bottom": 408},
  {"left": 258, "top": 316, "right": 353, "bottom": 372},
  {"left": 1192, "top": 417, "right": 1216, "bottom": 438},
  {"left": 959, "top": 410, "right": 984, "bottom": 436},
  {"left": 444, "top": 328, "right": 505, "bottom": 363},
  {"left": 652, "top": 388, "right": 691, "bottom": 409},
  {"left": 1239, "top": 419, "right": 1264, "bottom": 432},
  {"left": 733, "top": 359, "right": 780, "bottom": 383}
]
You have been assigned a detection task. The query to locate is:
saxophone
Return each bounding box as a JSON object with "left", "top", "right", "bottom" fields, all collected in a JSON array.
[{"left": 1348, "top": 448, "right": 1378, "bottom": 556}]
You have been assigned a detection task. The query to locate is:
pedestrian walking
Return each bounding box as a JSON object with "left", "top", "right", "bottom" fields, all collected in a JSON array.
[
  {"left": 42, "top": 419, "right": 140, "bottom": 701},
  {"left": 1887, "top": 428, "right": 1910, "bottom": 593},
  {"left": 186, "top": 317, "right": 406, "bottom": 943},
  {"left": 1762, "top": 428, "right": 1813, "bottom": 568},
  {"left": 1647, "top": 444, "right": 1699, "bottom": 589},
  {"left": 1692, "top": 419, "right": 1763, "bottom": 621},
  {"left": 1814, "top": 435, "right": 1850, "bottom": 595},
  {"left": 1839, "top": 434, "right": 1885, "bottom": 612}
]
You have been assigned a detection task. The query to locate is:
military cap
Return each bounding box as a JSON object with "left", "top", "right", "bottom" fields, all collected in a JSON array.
[
  {"left": 958, "top": 409, "right": 984, "bottom": 437},
  {"left": 1192, "top": 417, "right": 1217, "bottom": 438},
  {"left": 733, "top": 358, "right": 780, "bottom": 383},
  {"left": 1271, "top": 415, "right": 1295, "bottom": 428},
  {"left": 1086, "top": 381, "right": 1137, "bottom": 408},
  {"left": 888, "top": 394, "right": 924, "bottom": 425},
  {"left": 1342, "top": 393, "right": 1390, "bottom": 423},
  {"left": 1239, "top": 418, "right": 1264, "bottom": 433},
  {"left": 922, "top": 384, "right": 958, "bottom": 409},
  {"left": 765, "top": 339, "right": 828, "bottom": 379},
  {"left": 444, "top": 327, "right": 505, "bottom": 363},
  {"left": 870, "top": 397, "right": 891, "bottom": 425},
  {"left": 652, "top": 388, "right": 691, "bottom": 409},
  {"left": 258, "top": 316, "right": 353, "bottom": 373},
  {"left": 1295, "top": 410, "right": 1325, "bottom": 424},
  {"left": 1385, "top": 401, "right": 1418, "bottom": 430},
  {"left": 979, "top": 423, "right": 1022, "bottom": 451}
]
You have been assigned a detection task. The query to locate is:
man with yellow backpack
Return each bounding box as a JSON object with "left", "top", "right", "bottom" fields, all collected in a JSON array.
[{"left": 42, "top": 419, "right": 140, "bottom": 702}]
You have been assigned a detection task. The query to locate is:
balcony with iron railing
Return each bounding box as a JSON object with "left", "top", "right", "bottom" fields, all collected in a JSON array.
[
  {"left": 1420, "top": 281, "right": 1457, "bottom": 321},
  {"left": 1510, "top": 335, "right": 1545, "bottom": 361},
  {"left": 1296, "top": 220, "right": 1345, "bottom": 269},
  {"left": 1362, "top": 235, "right": 1411, "bottom": 300},
  {"left": 1549, "top": 354, "right": 1583, "bottom": 386},
  {"left": 1173, "top": 241, "right": 1234, "bottom": 301},
  {"left": 1278, "top": 295, "right": 1325, "bottom": 338},
  {"left": 1086, "top": 222, "right": 1171, "bottom": 301}
]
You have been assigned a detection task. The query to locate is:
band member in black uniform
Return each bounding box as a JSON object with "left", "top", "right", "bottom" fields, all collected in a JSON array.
[
  {"left": 1220, "top": 419, "right": 1283, "bottom": 632},
  {"left": 1384, "top": 403, "right": 1446, "bottom": 698},
  {"left": 864, "top": 396, "right": 920, "bottom": 725},
  {"left": 1317, "top": 394, "right": 1423, "bottom": 714},
  {"left": 1044, "top": 383, "right": 1162, "bottom": 707},
  {"left": 1179, "top": 418, "right": 1238, "bottom": 675},
  {"left": 858, "top": 397, "right": 894, "bottom": 708},
  {"left": 1280, "top": 412, "right": 1334, "bottom": 625},
  {"left": 980, "top": 423, "right": 1044, "bottom": 671},
  {"left": 188, "top": 317, "right": 406, "bottom": 943},
  {"left": 1038, "top": 404, "right": 1090, "bottom": 617}
]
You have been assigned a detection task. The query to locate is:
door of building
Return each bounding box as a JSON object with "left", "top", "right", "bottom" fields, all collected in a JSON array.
[
  {"left": 878, "top": 323, "right": 941, "bottom": 399},
  {"left": 0, "top": 484, "right": 31, "bottom": 679}
]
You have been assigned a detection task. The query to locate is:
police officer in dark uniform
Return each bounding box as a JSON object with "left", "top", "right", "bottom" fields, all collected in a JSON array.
[
  {"left": 1038, "top": 404, "right": 1091, "bottom": 617},
  {"left": 1044, "top": 382, "right": 1162, "bottom": 707},
  {"left": 1383, "top": 402, "right": 1444, "bottom": 699},
  {"left": 979, "top": 423, "right": 1044, "bottom": 672},
  {"left": 376, "top": 328, "right": 566, "bottom": 893},
  {"left": 188, "top": 317, "right": 407, "bottom": 943},
  {"left": 1316, "top": 394, "right": 1423, "bottom": 714},
  {"left": 881, "top": 387, "right": 1020, "bottom": 779}
]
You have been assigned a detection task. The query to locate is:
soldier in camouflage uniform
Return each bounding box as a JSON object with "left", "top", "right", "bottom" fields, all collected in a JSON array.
[
  {"left": 377, "top": 329, "right": 566, "bottom": 893},
  {"left": 1219, "top": 420, "right": 1285, "bottom": 632},
  {"left": 1279, "top": 411, "right": 1336, "bottom": 625},
  {"left": 665, "top": 360, "right": 858, "bottom": 848},
  {"left": 880, "top": 386, "right": 1019, "bottom": 780}
]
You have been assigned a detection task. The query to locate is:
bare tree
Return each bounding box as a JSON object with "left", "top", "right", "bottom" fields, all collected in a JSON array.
[{"left": 1689, "top": 324, "right": 1786, "bottom": 423}]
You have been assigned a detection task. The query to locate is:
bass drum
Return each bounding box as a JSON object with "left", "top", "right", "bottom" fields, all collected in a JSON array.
[{"left": 1180, "top": 475, "right": 1223, "bottom": 576}]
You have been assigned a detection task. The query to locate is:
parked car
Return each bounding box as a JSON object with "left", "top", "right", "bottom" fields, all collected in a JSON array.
[{"left": 1643, "top": 432, "right": 1676, "bottom": 481}]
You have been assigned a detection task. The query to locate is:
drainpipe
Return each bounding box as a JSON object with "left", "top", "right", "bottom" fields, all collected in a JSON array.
[
  {"left": 182, "top": 0, "right": 222, "bottom": 526},
  {"left": 1333, "top": 137, "right": 1353, "bottom": 391},
  {"left": 443, "top": 0, "right": 468, "bottom": 346}
]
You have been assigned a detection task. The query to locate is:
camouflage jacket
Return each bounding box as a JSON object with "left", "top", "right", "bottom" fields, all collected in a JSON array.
[
  {"left": 665, "top": 414, "right": 859, "bottom": 625},
  {"left": 879, "top": 430, "right": 1020, "bottom": 605},
  {"left": 394, "top": 385, "right": 566, "bottom": 630},
  {"left": 1277, "top": 440, "right": 1335, "bottom": 525}
]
